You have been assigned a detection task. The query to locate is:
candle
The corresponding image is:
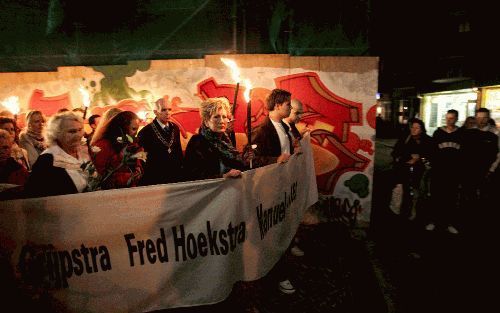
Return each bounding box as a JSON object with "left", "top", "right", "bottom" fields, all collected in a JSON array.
[
  {"left": 247, "top": 100, "right": 251, "bottom": 144},
  {"left": 79, "top": 86, "right": 91, "bottom": 119},
  {"left": 243, "top": 79, "right": 253, "bottom": 168}
]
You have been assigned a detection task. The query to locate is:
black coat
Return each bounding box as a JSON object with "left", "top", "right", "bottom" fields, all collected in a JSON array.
[
  {"left": 24, "top": 154, "right": 78, "bottom": 198},
  {"left": 251, "top": 116, "right": 293, "bottom": 167},
  {"left": 290, "top": 122, "right": 302, "bottom": 140},
  {"left": 184, "top": 134, "right": 245, "bottom": 180},
  {"left": 137, "top": 120, "right": 184, "bottom": 185}
]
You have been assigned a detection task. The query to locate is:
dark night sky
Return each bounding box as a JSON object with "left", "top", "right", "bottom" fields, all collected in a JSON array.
[{"left": 0, "top": 0, "right": 498, "bottom": 93}]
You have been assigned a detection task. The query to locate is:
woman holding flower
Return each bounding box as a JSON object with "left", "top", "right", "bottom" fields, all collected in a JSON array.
[
  {"left": 90, "top": 111, "right": 144, "bottom": 189},
  {"left": 24, "top": 112, "right": 90, "bottom": 198},
  {"left": 184, "top": 97, "right": 251, "bottom": 180}
]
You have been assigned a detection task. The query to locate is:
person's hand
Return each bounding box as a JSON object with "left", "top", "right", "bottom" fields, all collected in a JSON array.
[
  {"left": 277, "top": 153, "right": 291, "bottom": 164},
  {"left": 406, "top": 155, "right": 419, "bottom": 165},
  {"left": 294, "top": 145, "right": 303, "bottom": 155},
  {"left": 243, "top": 145, "right": 255, "bottom": 161},
  {"left": 223, "top": 169, "right": 242, "bottom": 178}
]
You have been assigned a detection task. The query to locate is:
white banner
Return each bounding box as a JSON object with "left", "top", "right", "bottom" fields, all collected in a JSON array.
[{"left": 0, "top": 136, "right": 318, "bottom": 313}]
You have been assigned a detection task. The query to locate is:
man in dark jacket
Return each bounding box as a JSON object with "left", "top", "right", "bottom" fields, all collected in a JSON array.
[
  {"left": 427, "top": 109, "right": 462, "bottom": 234},
  {"left": 251, "top": 89, "right": 298, "bottom": 295},
  {"left": 137, "top": 98, "right": 184, "bottom": 185}
]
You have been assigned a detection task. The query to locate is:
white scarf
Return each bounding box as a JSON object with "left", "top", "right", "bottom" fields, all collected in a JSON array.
[{"left": 42, "top": 145, "right": 90, "bottom": 192}]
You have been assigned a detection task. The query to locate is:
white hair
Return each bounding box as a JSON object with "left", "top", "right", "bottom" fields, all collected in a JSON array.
[{"left": 44, "top": 112, "right": 83, "bottom": 146}]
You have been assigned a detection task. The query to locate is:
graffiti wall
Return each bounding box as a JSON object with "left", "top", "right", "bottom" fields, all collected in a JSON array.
[{"left": 0, "top": 55, "right": 378, "bottom": 224}]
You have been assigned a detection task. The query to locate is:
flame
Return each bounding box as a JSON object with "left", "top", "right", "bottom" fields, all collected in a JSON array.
[
  {"left": 243, "top": 79, "right": 253, "bottom": 103},
  {"left": 1, "top": 96, "right": 20, "bottom": 115},
  {"left": 78, "top": 86, "right": 91, "bottom": 108},
  {"left": 137, "top": 110, "right": 148, "bottom": 121},
  {"left": 220, "top": 58, "right": 241, "bottom": 83}
]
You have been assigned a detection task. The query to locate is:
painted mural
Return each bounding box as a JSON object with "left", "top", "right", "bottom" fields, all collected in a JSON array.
[{"left": 0, "top": 55, "right": 378, "bottom": 224}]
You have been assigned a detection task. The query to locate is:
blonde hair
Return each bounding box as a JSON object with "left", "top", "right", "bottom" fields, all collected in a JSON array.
[
  {"left": 199, "top": 97, "right": 231, "bottom": 124},
  {"left": 102, "top": 107, "right": 123, "bottom": 123},
  {"left": 26, "top": 110, "right": 46, "bottom": 125},
  {"left": 44, "top": 111, "right": 83, "bottom": 146}
]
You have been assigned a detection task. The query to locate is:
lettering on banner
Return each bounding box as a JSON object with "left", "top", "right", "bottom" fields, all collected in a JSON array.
[
  {"left": 17, "top": 243, "right": 112, "bottom": 289},
  {"left": 16, "top": 220, "right": 247, "bottom": 289},
  {"left": 256, "top": 182, "right": 298, "bottom": 240},
  {"left": 124, "top": 220, "right": 246, "bottom": 264}
]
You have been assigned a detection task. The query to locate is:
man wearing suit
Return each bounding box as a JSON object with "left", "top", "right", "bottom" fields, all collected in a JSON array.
[
  {"left": 283, "top": 98, "right": 309, "bottom": 141},
  {"left": 137, "top": 98, "right": 184, "bottom": 185},
  {"left": 251, "top": 89, "right": 294, "bottom": 167},
  {"left": 251, "top": 89, "right": 298, "bottom": 295},
  {"left": 282, "top": 98, "right": 311, "bottom": 257}
]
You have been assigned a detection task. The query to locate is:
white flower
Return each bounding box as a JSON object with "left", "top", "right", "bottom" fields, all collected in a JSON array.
[
  {"left": 81, "top": 137, "right": 87, "bottom": 145},
  {"left": 131, "top": 151, "right": 147, "bottom": 162},
  {"left": 91, "top": 146, "right": 101, "bottom": 153},
  {"left": 251, "top": 144, "right": 257, "bottom": 149},
  {"left": 117, "top": 136, "right": 124, "bottom": 144}
]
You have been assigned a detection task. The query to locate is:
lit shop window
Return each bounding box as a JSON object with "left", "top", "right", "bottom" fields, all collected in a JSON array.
[{"left": 422, "top": 90, "right": 477, "bottom": 134}]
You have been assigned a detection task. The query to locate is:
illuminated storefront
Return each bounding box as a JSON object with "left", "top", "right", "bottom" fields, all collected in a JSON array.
[
  {"left": 420, "top": 89, "right": 477, "bottom": 134},
  {"left": 482, "top": 87, "right": 500, "bottom": 127}
]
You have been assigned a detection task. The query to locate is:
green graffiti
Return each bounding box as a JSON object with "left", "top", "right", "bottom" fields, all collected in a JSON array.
[
  {"left": 91, "top": 61, "right": 152, "bottom": 105},
  {"left": 344, "top": 174, "right": 369, "bottom": 198}
]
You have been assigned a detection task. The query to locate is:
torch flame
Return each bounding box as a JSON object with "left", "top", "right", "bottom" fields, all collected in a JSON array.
[
  {"left": 1, "top": 96, "right": 20, "bottom": 115},
  {"left": 243, "top": 79, "right": 253, "bottom": 103},
  {"left": 137, "top": 110, "right": 148, "bottom": 121},
  {"left": 78, "top": 86, "right": 91, "bottom": 108},
  {"left": 220, "top": 58, "right": 241, "bottom": 83}
]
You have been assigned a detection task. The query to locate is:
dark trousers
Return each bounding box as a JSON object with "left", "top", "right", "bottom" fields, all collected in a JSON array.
[{"left": 430, "top": 173, "right": 460, "bottom": 227}]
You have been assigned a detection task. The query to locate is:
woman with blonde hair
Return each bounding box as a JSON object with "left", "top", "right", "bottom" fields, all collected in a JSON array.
[
  {"left": 184, "top": 97, "right": 251, "bottom": 180},
  {"left": 19, "top": 110, "right": 47, "bottom": 167},
  {"left": 24, "top": 111, "right": 89, "bottom": 198}
]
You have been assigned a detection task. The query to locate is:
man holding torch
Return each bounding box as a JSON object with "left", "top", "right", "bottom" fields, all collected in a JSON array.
[{"left": 251, "top": 88, "right": 298, "bottom": 294}]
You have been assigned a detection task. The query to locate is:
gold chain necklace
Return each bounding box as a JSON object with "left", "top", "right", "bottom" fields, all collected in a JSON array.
[{"left": 151, "top": 122, "right": 175, "bottom": 153}]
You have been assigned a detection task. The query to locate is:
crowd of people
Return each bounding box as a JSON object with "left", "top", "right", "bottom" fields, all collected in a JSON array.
[
  {"left": 0, "top": 89, "right": 311, "bottom": 300},
  {"left": 391, "top": 108, "right": 499, "bottom": 235}
]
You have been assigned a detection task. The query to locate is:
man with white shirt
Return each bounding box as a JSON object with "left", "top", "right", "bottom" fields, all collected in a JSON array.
[
  {"left": 251, "top": 89, "right": 298, "bottom": 295},
  {"left": 137, "top": 98, "right": 183, "bottom": 185},
  {"left": 252, "top": 89, "right": 293, "bottom": 167}
]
